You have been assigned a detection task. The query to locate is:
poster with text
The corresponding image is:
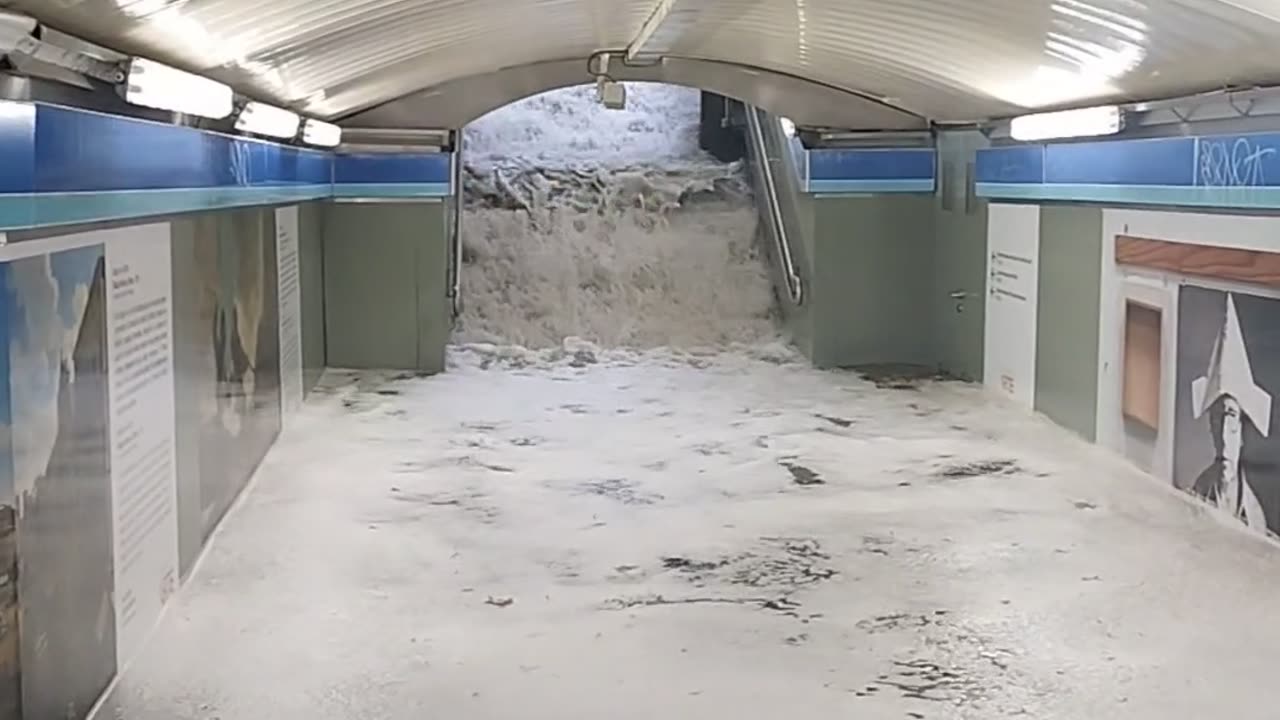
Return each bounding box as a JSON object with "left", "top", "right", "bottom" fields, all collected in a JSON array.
[
  {"left": 276, "top": 206, "right": 303, "bottom": 423},
  {"left": 1175, "top": 285, "right": 1280, "bottom": 537},
  {"left": 983, "top": 204, "right": 1039, "bottom": 408},
  {"left": 105, "top": 223, "right": 179, "bottom": 666},
  {"left": 0, "top": 238, "right": 116, "bottom": 719}
]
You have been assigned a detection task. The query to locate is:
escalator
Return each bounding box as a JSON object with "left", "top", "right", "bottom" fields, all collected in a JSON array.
[{"left": 737, "top": 102, "right": 812, "bottom": 351}]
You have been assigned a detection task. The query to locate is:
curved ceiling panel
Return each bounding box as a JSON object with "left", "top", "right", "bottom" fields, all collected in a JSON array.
[
  {"left": 341, "top": 58, "right": 929, "bottom": 130},
  {"left": 8, "top": 0, "right": 1280, "bottom": 126},
  {"left": 12, "top": 0, "right": 652, "bottom": 113}
]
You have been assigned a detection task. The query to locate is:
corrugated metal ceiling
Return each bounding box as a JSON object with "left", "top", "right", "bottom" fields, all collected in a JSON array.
[{"left": 7, "top": 0, "right": 1280, "bottom": 126}]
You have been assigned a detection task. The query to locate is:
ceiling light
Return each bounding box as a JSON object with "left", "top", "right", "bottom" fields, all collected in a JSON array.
[
  {"left": 124, "top": 57, "right": 233, "bottom": 119},
  {"left": 301, "top": 118, "right": 342, "bottom": 148},
  {"left": 779, "top": 117, "right": 797, "bottom": 138},
  {"left": 235, "top": 101, "right": 300, "bottom": 140},
  {"left": 1009, "top": 105, "right": 1122, "bottom": 142}
]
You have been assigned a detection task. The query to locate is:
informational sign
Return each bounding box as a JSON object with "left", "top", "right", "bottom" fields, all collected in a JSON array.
[
  {"left": 104, "top": 222, "right": 179, "bottom": 665},
  {"left": 984, "top": 204, "right": 1040, "bottom": 408},
  {"left": 275, "top": 205, "right": 304, "bottom": 424}
]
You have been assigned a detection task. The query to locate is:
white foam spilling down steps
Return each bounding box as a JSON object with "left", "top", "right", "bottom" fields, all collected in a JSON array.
[{"left": 454, "top": 83, "right": 784, "bottom": 353}]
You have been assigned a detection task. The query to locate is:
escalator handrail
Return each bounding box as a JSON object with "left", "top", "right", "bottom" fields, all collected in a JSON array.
[
  {"left": 745, "top": 107, "right": 803, "bottom": 306},
  {"left": 449, "top": 132, "right": 464, "bottom": 319}
]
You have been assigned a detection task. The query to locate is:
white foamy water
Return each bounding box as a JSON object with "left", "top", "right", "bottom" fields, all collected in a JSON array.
[
  {"left": 463, "top": 84, "right": 707, "bottom": 170},
  {"left": 456, "top": 83, "right": 780, "bottom": 350},
  {"left": 107, "top": 357, "right": 1280, "bottom": 720}
]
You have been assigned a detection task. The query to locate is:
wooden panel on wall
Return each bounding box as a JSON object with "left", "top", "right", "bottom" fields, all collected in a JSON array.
[
  {"left": 1123, "top": 300, "right": 1161, "bottom": 430},
  {"left": 1116, "top": 235, "right": 1280, "bottom": 287}
]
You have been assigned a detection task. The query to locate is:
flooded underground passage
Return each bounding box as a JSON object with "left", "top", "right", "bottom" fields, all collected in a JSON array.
[{"left": 1, "top": 2, "right": 1280, "bottom": 719}]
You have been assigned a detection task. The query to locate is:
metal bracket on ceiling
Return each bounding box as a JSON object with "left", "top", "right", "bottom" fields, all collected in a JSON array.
[
  {"left": 981, "top": 86, "right": 1280, "bottom": 143},
  {"left": 1228, "top": 94, "right": 1256, "bottom": 118},
  {"left": 586, "top": 49, "right": 662, "bottom": 79},
  {"left": 1125, "top": 86, "right": 1280, "bottom": 135},
  {"left": 0, "top": 10, "right": 123, "bottom": 84},
  {"left": 627, "top": 0, "right": 679, "bottom": 62}
]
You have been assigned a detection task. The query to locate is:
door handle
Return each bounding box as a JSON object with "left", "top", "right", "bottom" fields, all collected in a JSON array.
[{"left": 949, "top": 289, "right": 969, "bottom": 299}]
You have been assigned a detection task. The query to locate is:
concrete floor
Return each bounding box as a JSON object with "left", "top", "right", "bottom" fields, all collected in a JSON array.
[{"left": 99, "top": 348, "right": 1280, "bottom": 719}]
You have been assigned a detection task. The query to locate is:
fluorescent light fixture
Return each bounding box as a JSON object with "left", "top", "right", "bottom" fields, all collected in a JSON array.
[
  {"left": 1009, "top": 105, "right": 1122, "bottom": 142},
  {"left": 302, "top": 118, "right": 342, "bottom": 148},
  {"left": 124, "top": 57, "right": 233, "bottom": 119},
  {"left": 235, "top": 101, "right": 300, "bottom": 139},
  {"left": 779, "top": 117, "right": 797, "bottom": 138}
]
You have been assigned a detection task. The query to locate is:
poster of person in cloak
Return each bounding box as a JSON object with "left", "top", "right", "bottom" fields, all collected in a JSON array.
[{"left": 1177, "top": 288, "right": 1280, "bottom": 535}]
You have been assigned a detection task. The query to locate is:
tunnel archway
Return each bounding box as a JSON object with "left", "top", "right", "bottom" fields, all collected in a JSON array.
[
  {"left": 450, "top": 81, "right": 783, "bottom": 350},
  {"left": 338, "top": 57, "right": 928, "bottom": 133}
]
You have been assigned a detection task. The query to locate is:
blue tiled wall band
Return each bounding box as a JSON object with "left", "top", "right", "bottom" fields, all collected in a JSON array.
[
  {"left": 975, "top": 132, "right": 1280, "bottom": 208},
  {"left": 0, "top": 100, "right": 453, "bottom": 230}
]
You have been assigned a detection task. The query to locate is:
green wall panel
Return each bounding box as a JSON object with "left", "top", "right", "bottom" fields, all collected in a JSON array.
[
  {"left": 323, "top": 201, "right": 450, "bottom": 373},
  {"left": 811, "top": 195, "right": 936, "bottom": 368},
  {"left": 1035, "top": 205, "right": 1103, "bottom": 441},
  {"left": 417, "top": 211, "right": 450, "bottom": 374}
]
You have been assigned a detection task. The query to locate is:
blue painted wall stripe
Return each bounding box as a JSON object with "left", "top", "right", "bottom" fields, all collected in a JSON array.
[
  {"left": 333, "top": 153, "right": 451, "bottom": 184},
  {"left": 1043, "top": 137, "right": 1194, "bottom": 186},
  {"left": 807, "top": 148, "right": 935, "bottom": 181},
  {"left": 0, "top": 100, "right": 470, "bottom": 229},
  {"left": 32, "top": 104, "right": 333, "bottom": 192},
  {"left": 794, "top": 146, "right": 936, "bottom": 194},
  {"left": 974, "top": 145, "right": 1043, "bottom": 185},
  {"left": 977, "top": 130, "right": 1280, "bottom": 188},
  {"left": 976, "top": 130, "right": 1280, "bottom": 209}
]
